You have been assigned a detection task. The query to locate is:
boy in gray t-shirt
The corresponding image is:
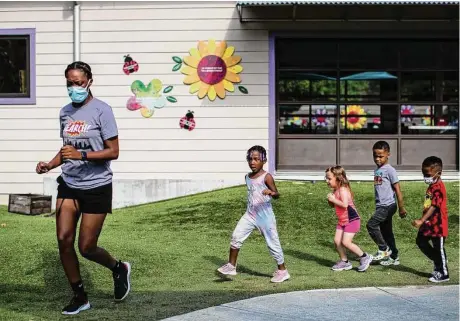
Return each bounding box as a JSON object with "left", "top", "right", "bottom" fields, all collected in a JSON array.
[{"left": 366, "top": 141, "right": 407, "bottom": 266}]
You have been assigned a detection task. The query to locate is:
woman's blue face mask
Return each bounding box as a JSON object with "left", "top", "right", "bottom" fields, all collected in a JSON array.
[{"left": 67, "top": 81, "right": 91, "bottom": 103}]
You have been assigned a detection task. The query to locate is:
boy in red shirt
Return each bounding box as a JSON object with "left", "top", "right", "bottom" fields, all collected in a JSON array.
[{"left": 412, "top": 156, "right": 449, "bottom": 283}]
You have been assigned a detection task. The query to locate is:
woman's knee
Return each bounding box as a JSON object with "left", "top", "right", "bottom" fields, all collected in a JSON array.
[
  {"left": 78, "top": 238, "right": 98, "bottom": 258},
  {"left": 57, "top": 231, "right": 75, "bottom": 250}
]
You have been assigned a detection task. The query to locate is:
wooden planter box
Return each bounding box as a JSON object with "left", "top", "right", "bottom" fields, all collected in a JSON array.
[{"left": 8, "top": 194, "right": 52, "bottom": 215}]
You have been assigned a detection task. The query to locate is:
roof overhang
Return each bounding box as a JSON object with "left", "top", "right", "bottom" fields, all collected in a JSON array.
[{"left": 236, "top": 1, "right": 460, "bottom": 22}]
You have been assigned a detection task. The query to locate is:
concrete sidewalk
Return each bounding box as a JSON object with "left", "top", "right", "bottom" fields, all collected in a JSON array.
[{"left": 163, "top": 285, "right": 459, "bottom": 321}]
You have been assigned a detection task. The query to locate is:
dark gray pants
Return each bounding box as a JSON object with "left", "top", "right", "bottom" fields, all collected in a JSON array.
[{"left": 366, "top": 204, "right": 398, "bottom": 258}]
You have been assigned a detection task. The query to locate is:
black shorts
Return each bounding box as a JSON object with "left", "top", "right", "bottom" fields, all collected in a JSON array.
[{"left": 56, "top": 176, "right": 113, "bottom": 214}]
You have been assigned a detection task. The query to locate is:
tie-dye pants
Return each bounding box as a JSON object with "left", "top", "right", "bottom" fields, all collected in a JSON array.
[{"left": 230, "top": 211, "right": 285, "bottom": 265}]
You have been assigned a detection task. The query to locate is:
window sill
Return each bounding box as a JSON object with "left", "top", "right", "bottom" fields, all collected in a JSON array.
[{"left": 0, "top": 97, "right": 36, "bottom": 105}]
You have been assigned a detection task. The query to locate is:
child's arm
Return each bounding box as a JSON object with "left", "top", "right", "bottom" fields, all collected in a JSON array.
[
  {"left": 263, "top": 173, "right": 280, "bottom": 199},
  {"left": 327, "top": 187, "right": 349, "bottom": 209},
  {"left": 412, "top": 206, "right": 436, "bottom": 228},
  {"left": 392, "top": 182, "right": 407, "bottom": 218}
]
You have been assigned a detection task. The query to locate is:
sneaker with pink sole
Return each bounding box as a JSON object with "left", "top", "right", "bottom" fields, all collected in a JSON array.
[
  {"left": 217, "top": 263, "right": 237, "bottom": 276},
  {"left": 271, "top": 269, "right": 290, "bottom": 283}
]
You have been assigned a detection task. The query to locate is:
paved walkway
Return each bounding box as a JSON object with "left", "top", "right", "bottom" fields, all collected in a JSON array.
[{"left": 163, "top": 285, "right": 459, "bottom": 321}]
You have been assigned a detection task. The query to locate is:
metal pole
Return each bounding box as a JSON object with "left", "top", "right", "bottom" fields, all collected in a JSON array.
[{"left": 73, "top": 1, "right": 80, "bottom": 61}]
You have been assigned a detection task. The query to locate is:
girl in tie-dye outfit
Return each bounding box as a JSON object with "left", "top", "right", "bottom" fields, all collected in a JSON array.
[{"left": 217, "top": 145, "right": 290, "bottom": 283}]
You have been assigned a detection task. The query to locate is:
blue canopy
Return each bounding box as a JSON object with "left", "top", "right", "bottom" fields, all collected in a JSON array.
[{"left": 340, "top": 72, "right": 397, "bottom": 80}]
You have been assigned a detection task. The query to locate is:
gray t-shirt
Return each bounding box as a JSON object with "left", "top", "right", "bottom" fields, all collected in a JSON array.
[
  {"left": 374, "top": 164, "right": 399, "bottom": 207},
  {"left": 60, "top": 98, "right": 118, "bottom": 189}
]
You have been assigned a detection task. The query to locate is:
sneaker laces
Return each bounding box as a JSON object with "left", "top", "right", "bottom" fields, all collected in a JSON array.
[
  {"left": 223, "top": 263, "right": 234, "bottom": 270},
  {"left": 273, "top": 270, "right": 285, "bottom": 276}
]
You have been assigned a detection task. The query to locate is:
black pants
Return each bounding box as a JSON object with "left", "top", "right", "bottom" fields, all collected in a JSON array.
[
  {"left": 416, "top": 232, "right": 449, "bottom": 276},
  {"left": 366, "top": 203, "right": 398, "bottom": 258}
]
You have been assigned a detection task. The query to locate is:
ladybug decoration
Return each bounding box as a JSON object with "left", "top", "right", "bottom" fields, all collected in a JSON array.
[
  {"left": 122, "top": 55, "right": 139, "bottom": 75},
  {"left": 179, "top": 110, "right": 195, "bottom": 131}
]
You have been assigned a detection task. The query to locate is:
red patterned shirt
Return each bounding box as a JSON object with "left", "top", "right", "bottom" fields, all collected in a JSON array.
[{"left": 419, "top": 180, "right": 448, "bottom": 237}]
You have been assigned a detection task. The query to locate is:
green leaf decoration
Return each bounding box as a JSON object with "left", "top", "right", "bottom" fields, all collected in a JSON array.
[
  {"left": 172, "top": 63, "right": 182, "bottom": 72},
  {"left": 172, "top": 56, "right": 182, "bottom": 64},
  {"left": 238, "top": 86, "right": 249, "bottom": 94},
  {"left": 166, "top": 96, "right": 177, "bottom": 103},
  {"left": 163, "top": 86, "right": 173, "bottom": 93}
]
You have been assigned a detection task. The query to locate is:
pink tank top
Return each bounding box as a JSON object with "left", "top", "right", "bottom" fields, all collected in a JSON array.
[{"left": 334, "top": 188, "right": 360, "bottom": 226}]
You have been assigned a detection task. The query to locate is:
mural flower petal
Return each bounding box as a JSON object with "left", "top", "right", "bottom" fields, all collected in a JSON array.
[{"left": 224, "top": 56, "right": 242, "bottom": 67}]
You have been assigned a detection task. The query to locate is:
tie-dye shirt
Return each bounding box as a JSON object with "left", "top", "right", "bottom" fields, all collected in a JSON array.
[{"left": 245, "top": 172, "right": 273, "bottom": 217}]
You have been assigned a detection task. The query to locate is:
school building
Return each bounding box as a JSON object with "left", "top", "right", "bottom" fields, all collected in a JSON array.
[{"left": 0, "top": 1, "right": 458, "bottom": 207}]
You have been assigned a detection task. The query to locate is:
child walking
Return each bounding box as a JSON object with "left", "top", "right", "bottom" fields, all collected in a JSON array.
[
  {"left": 217, "top": 145, "right": 290, "bottom": 283},
  {"left": 412, "top": 156, "right": 450, "bottom": 283},
  {"left": 367, "top": 141, "right": 407, "bottom": 266},
  {"left": 325, "top": 166, "right": 373, "bottom": 272}
]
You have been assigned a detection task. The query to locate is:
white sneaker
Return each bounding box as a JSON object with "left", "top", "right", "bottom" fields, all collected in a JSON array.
[
  {"left": 217, "top": 263, "right": 237, "bottom": 276},
  {"left": 372, "top": 248, "right": 392, "bottom": 261},
  {"left": 271, "top": 269, "right": 290, "bottom": 283},
  {"left": 380, "top": 257, "right": 400, "bottom": 266}
]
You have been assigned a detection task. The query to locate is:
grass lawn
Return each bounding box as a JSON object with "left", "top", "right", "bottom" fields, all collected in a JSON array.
[{"left": 0, "top": 181, "right": 458, "bottom": 321}]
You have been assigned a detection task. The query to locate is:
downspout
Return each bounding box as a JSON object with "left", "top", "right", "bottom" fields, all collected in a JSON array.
[{"left": 73, "top": 1, "right": 81, "bottom": 61}]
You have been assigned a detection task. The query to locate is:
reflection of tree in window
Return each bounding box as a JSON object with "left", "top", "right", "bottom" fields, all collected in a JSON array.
[{"left": 0, "top": 37, "right": 27, "bottom": 95}]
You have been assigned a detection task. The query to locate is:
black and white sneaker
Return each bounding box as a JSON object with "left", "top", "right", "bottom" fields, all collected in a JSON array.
[
  {"left": 429, "top": 271, "right": 450, "bottom": 283},
  {"left": 62, "top": 293, "right": 91, "bottom": 315},
  {"left": 113, "top": 261, "right": 131, "bottom": 302}
]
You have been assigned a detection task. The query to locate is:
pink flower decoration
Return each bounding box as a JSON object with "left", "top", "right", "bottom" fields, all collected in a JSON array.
[
  {"left": 401, "top": 105, "right": 415, "bottom": 123},
  {"left": 126, "top": 96, "right": 142, "bottom": 111},
  {"left": 312, "top": 109, "right": 330, "bottom": 128}
]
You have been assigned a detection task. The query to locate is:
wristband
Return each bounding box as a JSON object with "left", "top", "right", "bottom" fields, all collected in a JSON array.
[{"left": 81, "top": 151, "right": 87, "bottom": 161}]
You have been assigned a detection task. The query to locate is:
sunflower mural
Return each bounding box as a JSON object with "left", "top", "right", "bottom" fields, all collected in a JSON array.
[
  {"left": 340, "top": 105, "right": 367, "bottom": 131},
  {"left": 171, "top": 39, "right": 248, "bottom": 101}
]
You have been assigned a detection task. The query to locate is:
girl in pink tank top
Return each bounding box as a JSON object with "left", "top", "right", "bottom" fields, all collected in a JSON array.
[{"left": 325, "top": 166, "right": 373, "bottom": 272}]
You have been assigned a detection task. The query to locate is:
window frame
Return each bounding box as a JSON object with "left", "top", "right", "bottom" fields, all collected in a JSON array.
[
  {"left": 276, "top": 37, "right": 459, "bottom": 137},
  {"left": 0, "top": 28, "right": 36, "bottom": 105}
]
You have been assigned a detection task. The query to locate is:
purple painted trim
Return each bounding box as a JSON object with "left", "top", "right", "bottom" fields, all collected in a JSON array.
[
  {"left": 0, "top": 28, "right": 36, "bottom": 105},
  {"left": 268, "top": 32, "right": 276, "bottom": 174}
]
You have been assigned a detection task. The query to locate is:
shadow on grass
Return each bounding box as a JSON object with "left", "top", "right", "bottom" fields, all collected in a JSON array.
[
  {"left": 381, "top": 264, "right": 432, "bottom": 278},
  {"left": 284, "top": 249, "right": 336, "bottom": 267},
  {"left": 203, "top": 255, "right": 272, "bottom": 278},
  {"left": 0, "top": 283, "right": 273, "bottom": 321},
  {"left": 1, "top": 252, "right": 272, "bottom": 320},
  {"left": 137, "top": 201, "right": 246, "bottom": 230},
  {"left": 41, "top": 250, "right": 95, "bottom": 294}
]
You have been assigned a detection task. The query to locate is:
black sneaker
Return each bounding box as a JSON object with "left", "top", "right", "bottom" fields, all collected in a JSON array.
[
  {"left": 429, "top": 271, "right": 450, "bottom": 283},
  {"left": 113, "top": 261, "right": 131, "bottom": 302},
  {"left": 62, "top": 293, "right": 91, "bottom": 315}
]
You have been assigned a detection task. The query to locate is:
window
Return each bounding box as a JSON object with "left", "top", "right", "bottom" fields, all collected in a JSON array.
[
  {"left": 340, "top": 71, "right": 398, "bottom": 102},
  {"left": 0, "top": 28, "right": 35, "bottom": 105},
  {"left": 340, "top": 105, "right": 398, "bottom": 134},
  {"left": 278, "top": 71, "right": 337, "bottom": 102},
  {"left": 279, "top": 104, "right": 337, "bottom": 134},
  {"left": 276, "top": 38, "right": 459, "bottom": 136},
  {"left": 401, "top": 105, "right": 459, "bottom": 135}
]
